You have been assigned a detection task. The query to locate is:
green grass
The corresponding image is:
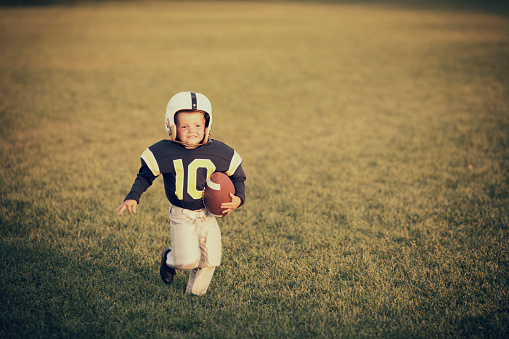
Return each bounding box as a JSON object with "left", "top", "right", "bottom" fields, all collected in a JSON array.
[{"left": 1, "top": 1, "right": 508, "bottom": 337}]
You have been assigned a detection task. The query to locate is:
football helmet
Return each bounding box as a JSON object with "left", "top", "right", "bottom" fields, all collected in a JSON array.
[{"left": 165, "top": 91, "right": 212, "bottom": 146}]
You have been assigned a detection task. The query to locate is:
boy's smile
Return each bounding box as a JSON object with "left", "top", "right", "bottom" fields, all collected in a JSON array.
[{"left": 175, "top": 111, "right": 206, "bottom": 147}]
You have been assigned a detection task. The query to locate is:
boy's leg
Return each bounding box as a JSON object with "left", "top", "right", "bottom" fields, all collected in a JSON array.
[
  {"left": 186, "top": 267, "right": 216, "bottom": 296},
  {"left": 165, "top": 206, "right": 201, "bottom": 270},
  {"left": 198, "top": 215, "right": 222, "bottom": 267},
  {"left": 185, "top": 213, "right": 222, "bottom": 295}
]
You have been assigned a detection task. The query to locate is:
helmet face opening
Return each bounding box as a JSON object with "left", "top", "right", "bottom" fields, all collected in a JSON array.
[{"left": 173, "top": 110, "right": 210, "bottom": 128}]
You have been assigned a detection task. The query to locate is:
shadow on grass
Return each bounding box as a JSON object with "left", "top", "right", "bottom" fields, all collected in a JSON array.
[{"left": 0, "top": 239, "right": 189, "bottom": 337}]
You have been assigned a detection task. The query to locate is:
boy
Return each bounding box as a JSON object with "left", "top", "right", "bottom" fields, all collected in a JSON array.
[{"left": 116, "top": 91, "right": 246, "bottom": 296}]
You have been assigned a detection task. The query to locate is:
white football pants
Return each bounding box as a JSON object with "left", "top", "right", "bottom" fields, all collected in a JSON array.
[{"left": 165, "top": 204, "right": 221, "bottom": 296}]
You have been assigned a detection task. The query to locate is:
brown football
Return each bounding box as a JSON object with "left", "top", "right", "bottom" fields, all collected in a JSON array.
[{"left": 203, "top": 172, "right": 235, "bottom": 217}]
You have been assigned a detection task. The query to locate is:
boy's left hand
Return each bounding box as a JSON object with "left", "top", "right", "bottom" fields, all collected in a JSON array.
[{"left": 221, "top": 193, "right": 241, "bottom": 216}]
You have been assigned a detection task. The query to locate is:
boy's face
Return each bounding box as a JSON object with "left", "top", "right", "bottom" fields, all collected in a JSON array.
[{"left": 175, "top": 111, "right": 206, "bottom": 147}]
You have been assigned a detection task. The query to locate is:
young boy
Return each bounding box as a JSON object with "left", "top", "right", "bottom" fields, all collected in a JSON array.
[{"left": 116, "top": 91, "right": 246, "bottom": 296}]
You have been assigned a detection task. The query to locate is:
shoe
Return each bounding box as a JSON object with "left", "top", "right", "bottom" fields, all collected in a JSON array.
[{"left": 160, "top": 247, "right": 176, "bottom": 285}]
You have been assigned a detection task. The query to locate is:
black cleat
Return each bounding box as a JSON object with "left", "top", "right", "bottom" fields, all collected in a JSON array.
[{"left": 160, "top": 247, "right": 176, "bottom": 285}]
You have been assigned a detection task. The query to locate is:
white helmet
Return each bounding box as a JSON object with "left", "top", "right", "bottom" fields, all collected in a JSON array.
[{"left": 165, "top": 91, "right": 213, "bottom": 145}]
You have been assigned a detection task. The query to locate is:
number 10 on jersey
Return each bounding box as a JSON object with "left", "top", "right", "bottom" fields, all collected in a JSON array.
[{"left": 173, "top": 159, "right": 216, "bottom": 200}]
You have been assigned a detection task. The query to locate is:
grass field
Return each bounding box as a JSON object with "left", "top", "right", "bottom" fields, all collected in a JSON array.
[{"left": 1, "top": 0, "right": 508, "bottom": 337}]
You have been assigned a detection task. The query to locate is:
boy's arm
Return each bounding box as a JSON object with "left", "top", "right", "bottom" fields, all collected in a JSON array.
[
  {"left": 116, "top": 159, "right": 158, "bottom": 215},
  {"left": 229, "top": 163, "right": 246, "bottom": 206},
  {"left": 221, "top": 163, "right": 246, "bottom": 215}
]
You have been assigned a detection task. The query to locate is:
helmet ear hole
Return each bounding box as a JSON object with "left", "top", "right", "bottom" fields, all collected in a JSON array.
[
  {"left": 203, "top": 127, "right": 211, "bottom": 143},
  {"left": 169, "top": 124, "right": 177, "bottom": 141},
  {"left": 204, "top": 112, "right": 211, "bottom": 128}
]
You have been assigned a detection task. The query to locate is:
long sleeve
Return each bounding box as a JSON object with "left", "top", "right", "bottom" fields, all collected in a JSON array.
[
  {"left": 229, "top": 163, "right": 246, "bottom": 206},
  {"left": 124, "top": 159, "right": 158, "bottom": 203}
]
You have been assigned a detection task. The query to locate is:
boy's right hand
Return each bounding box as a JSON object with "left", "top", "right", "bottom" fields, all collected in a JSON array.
[{"left": 116, "top": 199, "right": 138, "bottom": 215}]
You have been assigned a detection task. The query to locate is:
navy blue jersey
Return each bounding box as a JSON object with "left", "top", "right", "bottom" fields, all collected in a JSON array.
[{"left": 125, "top": 139, "right": 246, "bottom": 211}]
